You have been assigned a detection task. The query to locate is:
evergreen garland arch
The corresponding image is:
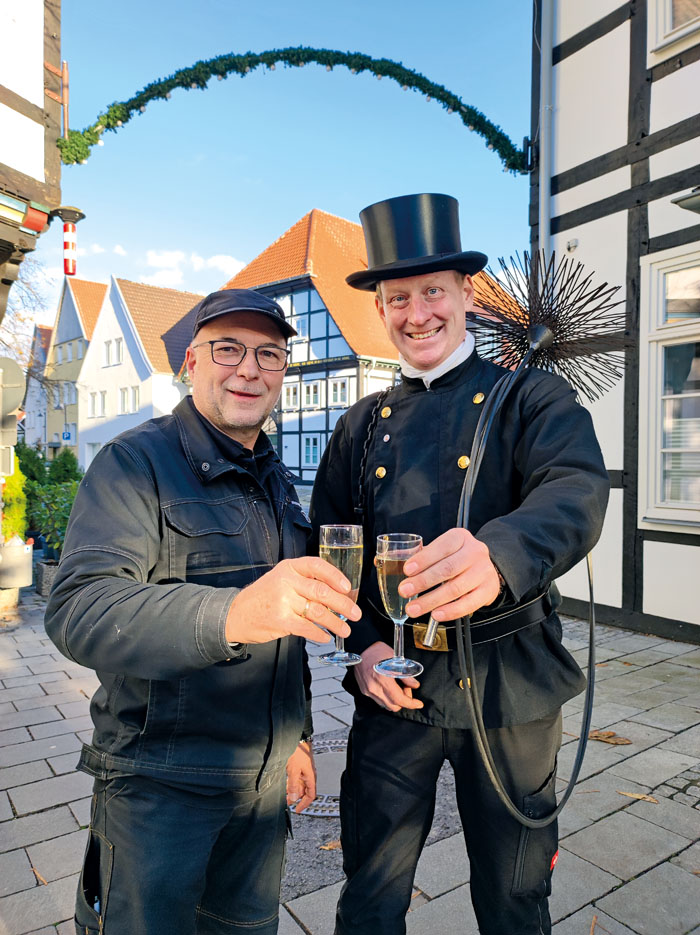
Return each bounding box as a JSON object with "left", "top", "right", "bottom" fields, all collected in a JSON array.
[{"left": 57, "top": 47, "right": 528, "bottom": 173}]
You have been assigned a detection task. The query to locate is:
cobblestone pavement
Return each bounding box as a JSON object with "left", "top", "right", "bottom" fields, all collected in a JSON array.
[{"left": 1, "top": 585, "right": 699, "bottom": 935}]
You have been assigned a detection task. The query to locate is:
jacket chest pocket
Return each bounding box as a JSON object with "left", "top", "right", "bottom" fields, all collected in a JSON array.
[{"left": 163, "top": 499, "right": 272, "bottom": 588}]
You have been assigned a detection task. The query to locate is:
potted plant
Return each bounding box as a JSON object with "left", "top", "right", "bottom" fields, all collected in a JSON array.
[{"left": 34, "top": 480, "right": 79, "bottom": 597}]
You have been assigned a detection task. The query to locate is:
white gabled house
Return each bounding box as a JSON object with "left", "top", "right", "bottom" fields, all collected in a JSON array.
[
  {"left": 77, "top": 278, "right": 203, "bottom": 467},
  {"left": 23, "top": 323, "right": 52, "bottom": 450}
]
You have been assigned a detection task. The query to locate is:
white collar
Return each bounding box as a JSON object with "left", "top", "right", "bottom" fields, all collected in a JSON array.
[{"left": 399, "top": 333, "right": 475, "bottom": 388}]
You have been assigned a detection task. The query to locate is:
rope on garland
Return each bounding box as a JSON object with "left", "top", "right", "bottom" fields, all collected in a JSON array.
[{"left": 57, "top": 47, "right": 528, "bottom": 172}]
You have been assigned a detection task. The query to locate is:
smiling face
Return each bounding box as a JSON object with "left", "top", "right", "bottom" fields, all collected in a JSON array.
[
  {"left": 185, "top": 310, "right": 287, "bottom": 448},
  {"left": 376, "top": 270, "right": 474, "bottom": 371}
]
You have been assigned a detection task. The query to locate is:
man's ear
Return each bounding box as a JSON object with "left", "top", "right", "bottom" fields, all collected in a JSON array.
[
  {"left": 375, "top": 293, "right": 387, "bottom": 328},
  {"left": 185, "top": 345, "right": 196, "bottom": 382},
  {"left": 462, "top": 274, "right": 475, "bottom": 313}
]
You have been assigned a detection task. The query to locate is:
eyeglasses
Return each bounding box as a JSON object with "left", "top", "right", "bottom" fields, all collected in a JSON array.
[{"left": 192, "top": 340, "right": 290, "bottom": 371}]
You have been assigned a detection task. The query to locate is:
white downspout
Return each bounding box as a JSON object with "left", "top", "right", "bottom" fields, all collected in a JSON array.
[{"left": 538, "top": 0, "right": 554, "bottom": 260}]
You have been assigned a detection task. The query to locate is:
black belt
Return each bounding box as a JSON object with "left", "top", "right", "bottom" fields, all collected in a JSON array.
[{"left": 411, "top": 593, "right": 552, "bottom": 651}]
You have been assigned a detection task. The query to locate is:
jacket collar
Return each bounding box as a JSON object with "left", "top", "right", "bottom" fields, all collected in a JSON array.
[
  {"left": 399, "top": 350, "right": 483, "bottom": 394},
  {"left": 173, "top": 396, "right": 282, "bottom": 485}
]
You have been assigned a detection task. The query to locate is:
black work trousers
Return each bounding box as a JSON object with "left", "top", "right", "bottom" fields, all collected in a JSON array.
[
  {"left": 74, "top": 774, "right": 288, "bottom": 935},
  {"left": 336, "top": 707, "right": 562, "bottom": 935}
]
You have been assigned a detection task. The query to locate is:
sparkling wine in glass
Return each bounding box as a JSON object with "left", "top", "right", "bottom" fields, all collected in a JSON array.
[
  {"left": 374, "top": 533, "right": 424, "bottom": 678},
  {"left": 318, "top": 525, "right": 363, "bottom": 666}
]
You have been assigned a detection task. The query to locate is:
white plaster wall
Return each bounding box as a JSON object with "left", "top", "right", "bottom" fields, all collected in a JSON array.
[
  {"left": 649, "top": 59, "right": 700, "bottom": 133},
  {"left": 54, "top": 289, "right": 83, "bottom": 344},
  {"left": 643, "top": 541, "right": 700, "bottom": 625},
  {"left": 281, "top": 412, "right": 299, "bottom": 431},
  {"left": 649, "top": 136, "right": 700, "bottom": 182},
  {"left": 0, "top": 2, "right": 44, "bottom": 106},
  {"left": 554, "top": 0, "right": 622, "bottom": 45},
  {"left": 151, "top": 373, "right": 187, "bottom": 417},
  {"left": 556, "top": 488, "right": 623, "bottom": 607},
  {"left": 282, "top": 437, "right": 299, "bottom": 469},
  {"left": 551, "top": 26, "right": 629, "bottom": 174},
  {"left": 550, "top": 210, "right": 629, "bottom": 301},
  {"left": 589, "top": 378, "right": 625, "bottom": 473},
  {"left": 553, "top": 167, "right": 631, "bottom": 220},
  {"left": 648, "top": 192, "right": 700, "bottom": 239},
  {"left": 0, "top": 104, "right": 44, "bottom": 181}
]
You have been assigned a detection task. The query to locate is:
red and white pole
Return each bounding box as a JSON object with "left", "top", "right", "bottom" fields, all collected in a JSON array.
[{"left": 63, "top": 222, "right": 77, "bottom": 276}]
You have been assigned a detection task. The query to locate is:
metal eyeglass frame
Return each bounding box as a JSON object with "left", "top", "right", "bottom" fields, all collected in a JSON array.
[{"left": 191, "top": 339, "right": 290, "bottom": 371}]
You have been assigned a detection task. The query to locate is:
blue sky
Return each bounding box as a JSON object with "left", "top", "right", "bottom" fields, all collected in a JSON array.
[{"left": 33, "top": 0, "right": 534, "bottom": 317}]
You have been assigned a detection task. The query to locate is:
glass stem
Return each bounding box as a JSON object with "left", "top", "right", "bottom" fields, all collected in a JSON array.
[
  {"left": 394, "top": 620, "right": 404, "bottom": 659},
  {"left": 336, "top": 617, "right": 346, "bottom": 652}
]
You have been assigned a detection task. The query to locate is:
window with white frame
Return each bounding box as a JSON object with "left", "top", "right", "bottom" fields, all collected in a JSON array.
[
  {"left": 66, "top": 342, "right": 73, "bottom": 362},
  {"left": 649, "top": 0, "right": 700, "bottom": 54},
  {"left": 119, "top": 387, "right": 129, "bottom": 414},
  {"left": 56, "top": 345, "right": 62, "bottom": 365},
  {"left": 283, "top": 384, "right": 299, "bottom": 410},
  {"left": 99, "top": 391, "right": 107, "bottom": 417},
  {"left": 303, "top": 434, "right": 321, "bottom": 466},
  {"left": 52, "top": 384, "right": 61, "bottom": 408},
  {"left": 115, "top": 338, "right": 123, "bottom": 364},
  {"left": 639, "top": 246, "right": 700, "bottom": 530},
  {"left": 103, "top": 340, "right": 112, "bottom": 366},
  {"left": 77, "top": 339, "right": 84, "bottom": 359},
  {"left": 63, "top": 382, "right": 76, "bottom": 405},
  {"left": 330, "top": 378, "right": 348, "bottom": 406},
  {"left": 131, "top": 386, "right": 139, "bottom": 412},
  {"left": 89, "top": 392, "right": 97, "bottom": 418},
  {"left": 303, "top": 381, "right": 321, "bottom": 408}
]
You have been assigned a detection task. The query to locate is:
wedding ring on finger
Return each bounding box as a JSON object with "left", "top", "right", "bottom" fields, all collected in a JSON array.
[{"left": 301, "top": 600, "right": 312, "bottom": 619}]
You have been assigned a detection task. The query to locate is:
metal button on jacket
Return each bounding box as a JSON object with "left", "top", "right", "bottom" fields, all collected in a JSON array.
[
  {"left": 375, "top": 466, "right": 387, "bottom": 479},
  {"left": 458, "top": 455, "right": 470, "bottom": 469},
  {"left": 201, "top": 462, "right": 210, "bottom": 472},
  {"left": 383, "top": 434, "right": 391, "bottom": 442},
  {"left": 380, "top": 406, "right": 392, "bottom": 418},
  {"left": 473, "top": 392, "right": 485, "bottom": 405}
]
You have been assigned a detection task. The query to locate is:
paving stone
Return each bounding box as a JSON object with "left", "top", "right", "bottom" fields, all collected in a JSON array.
[
  {"left": 10, "top": 689, "right": 88, "bottom": 712},
  {"left": 601, "top": 635, "right": 665, "bottom": 654},
  {"left": 27, "top": 828, "right": 87, "bottom": 883},
  {"left": 599, "top": 718, "right": 673, "bottom": 754},
  {"left": 631, "top": 703, "right": 700, "bottom": 732},
  {"left": 2, "top": 671, "right": 69, "bottom": 689},
  {"left": 26, "top": 658, "right": 77, "bottom": 676},
  {"left": 311, "top": 694, "right": 348, "bottom": 712},
  {"left": 674, "top": 649, "right": 700, "bottom": 669},
  {"left": 609, "top": 748, "right": 699, "bottom": 787},
  {"left": 0, "top": 706, "right": 63, "bottom": 731},
  {"left": 616, "top": 648, "right": 677, "bottom": 667},
  {"left": 56, "top": 923, "right": 74, "bottom": 935},
  {"left": 15, "top": 643, "right": 57, "bottom": 659},
  {"left": 0, "top": 848, "right": 35, "bottom": 897},
  {"left": 325, "top": 703, "right": 354, "bottom": 727},
  {"left": 673, "top": 791, "right": 698, "bottom": 806},
  {"left": 647, "top": 639, "right": 698, "bottom": 657},
  {"left": 0, "top": 732, "right": 82, "bottom": 769},
  {"left": 640, "top": 662, "right": 700, "bottom": 687},
  {"left": 277, "top": 906, "right": 306, "bottom": 934},
  {"left": 670, "top": 840, "right": 700, "bottom": 874},
  {"left": 413, "top": 832, "right": 468, "bottom": 898},
  {"left": 0, "top": 665, "right": 33, "bottom": 680},
  {"left": 666, "top": 776, "right": 688, "bottom": 790},
  {"left": 68, "top": 797, "right": 91, "bottom": 827},
  {"left": 9, "top": 771, "right": 94, "bottom": 817},
  {"left": 24, "top": 928, "right": 57, "bottom": 935},
  {"left": 406, "top": 884, "right": 479, "bottom": 935},
  {"left": 0, "top": 684, "right": 44, "bottom": 704},
  {"left": 588, "top": 702, "right": 646, "bottom": 728},
  {"left": 660, "top": 724, "right": 700, "bottom": 758},
  {"left": 310, "top": 678, "right": 346, "bottom": 698},
  {"left": 47, "top": 752, "right": 81, "bottom": 776},
  {"left": 0, "top": 806, "right": 78, "bottom": 852},
  {"left": 76, "top": 730, "right": 92, "bottom": 744},
  {"left": 557, "top": 735, "right": 627, "bottom": 781},
  {"left": 0, "top": 702, "right": 15, "bottom": 717},
  {"left": 0, "top": 727, "right": 31, "bottom": 747},
  {"left": 654, "top": 784, "right": 676, "bottom": 797},
  {"left": 549, "top": 848, "right": 620, "bottom": 922},
  {"left": 598, "top": 861, "right": 700, "bottom": 935},
  {"left": 0, "top": 760, "right": 53, "bottom": 792},
  {"left": 558, "top": 772, "right": 652, "bottom": 839},
  {"left": 285, "top": 880, "right": 343, "bottom": 935},
  {"left": 626, "top": 793, "right": 700, "bottom": 839},
  {"left": 312, "top": 711, "right": 347, "bottom": 735},
  {"left": 310, "top": 664, "right": 346, "bottom": 680},
  {"left": 623, "top": 686, "right": 694, "bottom": 708},
  {"left": 681, "top": 692, "right": 700, "bottom": 711},
  {"left": 552, "top": 907, "right": 639, "bottom": 934},
  {"left": 563, "top": 811, "right": 688, "bottom": 880},
  {"left": 0, "top": 790, "right": 12, "bottom": 822},
  {"left": 55, "top": 699, "right": 91, "bottom": 720},
  {"left": 0, "top": 871, "right": 77, "bottom": 935},
  {"left": 28, "top": 715, "right": 93, "bottom": 740}
]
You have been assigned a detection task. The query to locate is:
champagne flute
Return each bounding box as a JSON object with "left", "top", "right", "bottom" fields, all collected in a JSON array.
[
  {"left": 318, "top": 525, "right": 363, "bottom": 666},
  {"left": 374, "top": 533, "right": 424, "bottom": 678}
]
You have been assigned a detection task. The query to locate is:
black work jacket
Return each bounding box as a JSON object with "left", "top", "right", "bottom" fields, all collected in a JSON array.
[
  {"left": 310, "top": 353, "right": 610, "bottom": 729},
  {"left": 45, "top": 397, "right": 312, "bottom": 791}
]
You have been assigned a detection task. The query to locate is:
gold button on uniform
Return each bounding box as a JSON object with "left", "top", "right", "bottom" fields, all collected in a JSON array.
[
  {"left": 380, "top": 406, "right": 392, "bottom": 418},
  {"left": 473, "top": 392, "right": 485, "bottom": 405},
  {"left": 458, "top": 455, "right": 470, "bottom": 470},
  {"left": 375, "top": 466, "right": 387, "bottom": 479}
]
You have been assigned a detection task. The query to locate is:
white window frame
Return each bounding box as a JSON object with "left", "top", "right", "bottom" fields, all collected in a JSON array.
[
  {"left": 52, "top": 384, "right": 61, "bottom": 409},
  {"left": 639, "top": 243, "right": 700, "bottom": 533},
  {"left": 55, "top": 345, "right": 62, "bottom": 365},
  {"left": 329, "top": 378, "right": 348, "bottom": 406},
  {"left": 103, "top": 340, "right": 112, "bottom": 367},
  {"left": 115, "top": 337, "right": 123, "bottom": 364},
  {"left": 66, "top": 342, "right": 73, "bottom": 362},
  {"left": 302, "top": 380, "right": 322, "bottom": 409},
  {"left": 99, "top": 391, "right": 107, "bottom": 417},
  {"left": 77, "top": 339, "right": 84, "bottom": 359},
  {"left": 89, "top": 392, "right": 97, "bottom": 418},
  {"left": 131, "top": 386, "right": 140, "bottom": 412},
  {"left": 648, "top": 0, "right": 700, "bottom": 62},
  {"left": 303, "top": 434, "right": 321, "bottom": 466},
  {"left": 283, "top": 384, "right": 299, "bottom": 410},
  {"left": 119, "top": 387, "right": 129, "bottom": 415}
]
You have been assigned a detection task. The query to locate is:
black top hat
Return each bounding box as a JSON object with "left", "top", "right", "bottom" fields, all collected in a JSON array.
[{"left": 346, "top": 193, "right": 487, "bottom": 291}]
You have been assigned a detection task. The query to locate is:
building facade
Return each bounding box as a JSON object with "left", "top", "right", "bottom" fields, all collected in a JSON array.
[{"left": 531, "top": 0, "right": 700, "bottom": 639}]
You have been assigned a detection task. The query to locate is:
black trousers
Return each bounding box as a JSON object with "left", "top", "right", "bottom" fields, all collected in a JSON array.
[
  {"left": 336, "top": 708, "right": 561, "bottom": 935},
  {"left": 74, "top": 774, "right": 288, "bottom": 935}
]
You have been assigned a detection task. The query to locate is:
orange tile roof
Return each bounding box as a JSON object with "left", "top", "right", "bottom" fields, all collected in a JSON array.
[
  {"left": 223, "top": 210, "right": 398, "bottom": 360},
  {"left": 67, "top": 279, "right": 108, "bottom": 339},
  {"left": 115, "top": 279, "right": 204, "bottom": 374}
]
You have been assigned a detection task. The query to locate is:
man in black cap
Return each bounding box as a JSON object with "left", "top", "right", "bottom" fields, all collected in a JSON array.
[
  {"left": 311, "top": 194, "right": 609, "bottom": 934},
  {"left": 45, "top": 288, "right": 361, "bottom": 935}
]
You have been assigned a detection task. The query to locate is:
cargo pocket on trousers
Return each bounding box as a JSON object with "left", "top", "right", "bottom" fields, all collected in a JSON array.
[
  {"left": 74, "top": 829, "right": 114, "bottom": 934},
  {"left": 510, "top": 766, "right": 558, "bottom": 898}
]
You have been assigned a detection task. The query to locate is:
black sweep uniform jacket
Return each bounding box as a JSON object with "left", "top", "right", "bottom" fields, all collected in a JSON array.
[
  {"left": 310, "top": 352, "right": 610, "bottom": 729},
  {"left": 45, "top": 397, "right": 312, "bottom": 792}
]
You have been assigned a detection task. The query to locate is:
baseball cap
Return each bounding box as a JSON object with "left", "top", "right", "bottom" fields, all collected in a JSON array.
[{"left": 191, "top": 289, "right": 297, "bottom": 339}]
